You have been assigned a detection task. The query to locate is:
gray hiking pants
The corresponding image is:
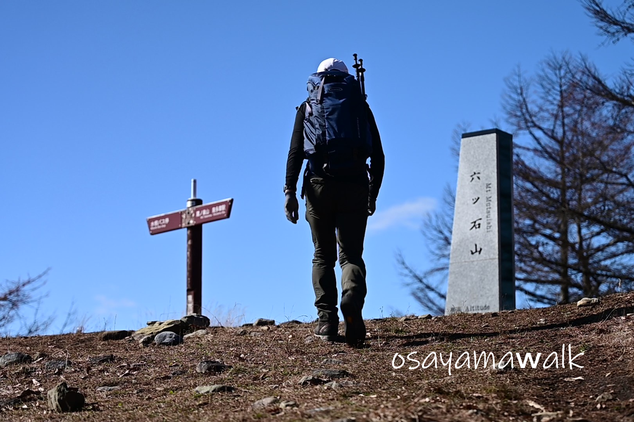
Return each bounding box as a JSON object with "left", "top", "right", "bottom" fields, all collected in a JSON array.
[{"left": 304, "top": 176, "right": 369, "bottom": 323}]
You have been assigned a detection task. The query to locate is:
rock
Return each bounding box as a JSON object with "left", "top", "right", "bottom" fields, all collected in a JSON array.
[
  {"left": 139, "top": 335, "right": 154, "bottom": 347},
  {"left": 154, "top": 331, "right": 183, "bottom": 346},
  {"left": 196, "top": 360, "right": 231, "bottom": 374},
  {"left": 280, "top": 400, "right": 298, "bottom": 409},
  {"left": 100, "top": 330, "right": 133, "bottom": 341},
  {"left": 47, "top": 382, "right": 85, "bottom": 412},
  {"left": 180, "top": 314, "right": 210, "bottom": 329},
  {"left": 96, "top": 386, "right": 120, "bottom": 392},
  {"left": 418, "top": 314, "right": 432, "bottom": 319},
  {"left": 595, "top": 392, "right": 614, "bottom": 402},
  {"left": 253, "top": 318, "right": 276, "bottom": 326},
  {"left": 194, "top": 385, "right": 235, "bottom": 394},
  {"left": 279, "top": 320, "right": 303, "bottom": 326},
  {"left": 88, "top": 354, "right": 115, "bottom": 365},
  {"left": 324, "top": 381, "right": 342, "bottom": 390},
  {"left": 577, "top": 297, "right": 600, "bottom": 307},
  {"left": 312, "top": 369, "right": 350, "bottom": 379},
  {"left": 321, "top": 358, "right": 343, "bottom": 366},
  {"left": 45, "top": 360, "right": 71, "bottom": 371},
  {"left": 252, "top": 396, "right": 279, "bottom": 410},
  {"left": 0, "top": 352, "right": 32, "bottom": 368},
  {"left": 132, "top": 319, "right": 188, "bottom": 341},
  {"left": 299, "top": 375, "right": 328, "bottom": 385},
  {"left": 184, "top": 329, "right": 208, "bottom": 339},
  {"left": 532, "top": 411, "right": 563, "bottom": 422}
]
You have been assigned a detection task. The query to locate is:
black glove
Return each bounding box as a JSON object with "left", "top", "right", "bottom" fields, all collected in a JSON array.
[
  {"left": 368, "top": 196, "right": 376, "bottom": 216},
  {"left": 285, "top": 193, "right": 299, "bottom": 224}
]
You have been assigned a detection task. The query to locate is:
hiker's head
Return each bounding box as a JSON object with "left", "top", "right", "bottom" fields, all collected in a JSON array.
[{"left": 317, "top": 58, "right": 348, "bottom": 74}]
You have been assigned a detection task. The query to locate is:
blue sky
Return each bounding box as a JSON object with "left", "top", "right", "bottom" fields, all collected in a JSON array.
[{"left": 1, "top": 1, "right": 630, "bottom": 334}]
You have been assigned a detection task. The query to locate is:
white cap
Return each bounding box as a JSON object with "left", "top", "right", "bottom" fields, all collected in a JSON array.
[{"left": 317, "top": 58, "right": 348, "bottom": 73}]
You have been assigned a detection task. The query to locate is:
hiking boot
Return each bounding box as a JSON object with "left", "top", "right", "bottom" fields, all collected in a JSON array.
[
  {"left": 314, "top": 320, "right": 338, "bottom": 341},
  {"left": 341, "top": 297, "right": 365, "bottom": 347}
]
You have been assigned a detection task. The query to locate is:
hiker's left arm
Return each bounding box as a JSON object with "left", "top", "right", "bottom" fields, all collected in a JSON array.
[{"left": 366, "top": 107, "right": 385, "bottom": 201}]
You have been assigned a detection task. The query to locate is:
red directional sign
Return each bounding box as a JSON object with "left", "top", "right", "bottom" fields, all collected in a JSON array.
[
  {"left": 189, "top": 198, "right": 233, "bottom": 226},
  {"left": 147, "top": 198, "right": 234, "bottom": 235},
  {"left": 147, "top": 210, "right": 184, "bottom": 235}
]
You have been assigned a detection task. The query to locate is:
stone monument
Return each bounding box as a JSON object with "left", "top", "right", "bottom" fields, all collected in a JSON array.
[{"left": 445, "top": 129, "right": 515, "bottom": 315}]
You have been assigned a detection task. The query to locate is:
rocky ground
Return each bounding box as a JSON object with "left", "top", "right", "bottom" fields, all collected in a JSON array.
[{"left": 1, "top": 292, "right": 633, "bottom": 421}]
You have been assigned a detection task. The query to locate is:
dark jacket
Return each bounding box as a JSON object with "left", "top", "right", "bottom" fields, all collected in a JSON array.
[{"left": 285, "top": 101, "right": 385, "bottom": 200}]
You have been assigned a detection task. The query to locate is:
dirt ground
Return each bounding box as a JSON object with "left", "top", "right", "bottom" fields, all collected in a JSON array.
[{"left": 1, "top": 292, "right": 633, "bottom": 421}]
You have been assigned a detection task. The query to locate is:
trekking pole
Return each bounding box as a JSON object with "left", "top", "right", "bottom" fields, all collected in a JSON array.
[{"left": 353, "top": 53, "right": 366, "bottom": 99}]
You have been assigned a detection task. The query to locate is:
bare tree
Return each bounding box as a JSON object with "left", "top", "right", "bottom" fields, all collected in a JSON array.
[
  {"left": 580, "top": 0, "right": 634, "bottom": 109},
  {"left": 0, "top": 269, "right": 54, "bottom": 336},
  {"left": 504, "top": 52, "right": 634, "bottom": 304},
  {"left": 582, "top": 0, "right": 634, "bottom": 43}
]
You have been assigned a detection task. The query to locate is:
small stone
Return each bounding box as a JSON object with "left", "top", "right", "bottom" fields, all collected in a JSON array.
[
  {"left": 100, "top": 330, "right": 133, "bottom": 341},
  {"left": 321, "top": 358, "right": 343, "bottom": 365},
  {"left": 252, "top": 396, "right": 279, "bottom": 410},
  {"left": 253, "top": 318, "right": 276, "bottom": 326},
  {"left": 279, "top": 320, "right": 303, "bottom": 326},
  {"left": 324, "top": 381, "right": 342, "bottom": 390},
  {"left": 96, "top": 386, "right": 120, "bottom": 392},
  {"left": 154, "top": 331, "right": 182, "bottom": 346},
  {"left": 299, "top": 375, "right": 327, "bottom": 385},
  {"left": 537, "top": 318, "right": 546, "bottom": 325},
  {"left": 595, "top": 392, "right": 614, "bottom": 402},
  {"left": 88, "top": 355, "right": 115, "bottom": 365},
  {"left": 0, "top": 352, "right": 32, "bottom": 368},
  {"left": 532, "top": 411, "right": 563, "bottom": 422},
  {"left": 45, "top": 360, "right": 71, "bottom": 371},
  {"left": 280, "top": 400, "right": 298, "bottom": 409},
  {"left": 307, "top": 406, "right": 334, "bottom": 415},
  {"left": 139, "top": 335, "right": 154, "bottom": 347},
  {"left": 312, "top": 369, "right": 349, "bottom": 379},
  {"left": 47, "top": 382, "right": 85, "bottom": 412},
  {"left": 577, "top": 297, "right": 600, "bottom": 307},
  {"left": 194, "top": 385, "right": 234, "bottom": 394},
  {"left": 196, "top": 360, "right": 231, "bottom": 374},
  {"left": 418, "top": 314, "right": 432, "bottom": 319},
  {"left": 184, "top": 329, "right": 208, "bottom": 339}
]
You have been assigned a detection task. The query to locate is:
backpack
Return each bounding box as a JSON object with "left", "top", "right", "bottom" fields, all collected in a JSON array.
[{"left": 303, "top": 70, "right": 372, "bottom": 176}]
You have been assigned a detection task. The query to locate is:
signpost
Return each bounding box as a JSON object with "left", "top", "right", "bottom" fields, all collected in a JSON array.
[{"left": 147, "top": 179, "right": 233, "bottom": 315}]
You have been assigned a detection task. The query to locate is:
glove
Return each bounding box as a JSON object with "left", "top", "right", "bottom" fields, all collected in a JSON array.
[
  {"left": 285, "top": 193, "right": 299, "bottom": 224},
  {"left": 368, "top": 196, "right": 377, "bottom": 216}
]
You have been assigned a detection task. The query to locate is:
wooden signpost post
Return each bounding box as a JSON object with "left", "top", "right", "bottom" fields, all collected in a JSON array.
[{"left": 147, "top": 179, "right": 233, "bottom": 315}]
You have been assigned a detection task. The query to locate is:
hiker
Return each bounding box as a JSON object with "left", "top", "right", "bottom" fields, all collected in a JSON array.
[{"left": 284, "top": 57, "right": 385, "bottom": 346}]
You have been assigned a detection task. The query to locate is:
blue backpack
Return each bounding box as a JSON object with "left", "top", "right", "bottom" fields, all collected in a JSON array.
[{"left": 303, "top": 70, "right": 372, "bottom": 176}]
